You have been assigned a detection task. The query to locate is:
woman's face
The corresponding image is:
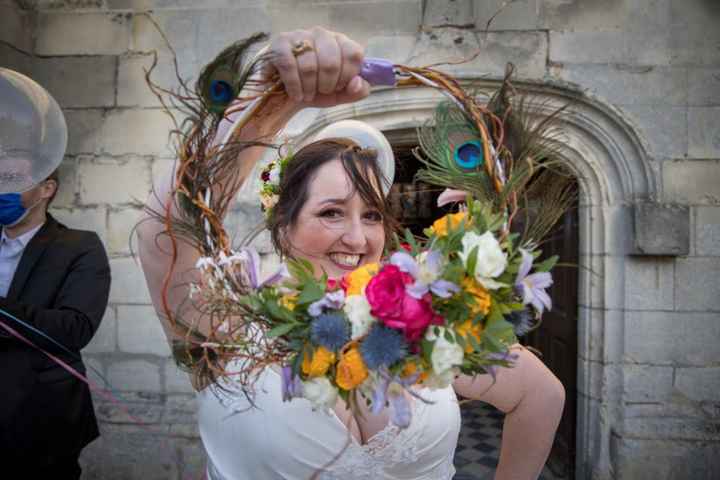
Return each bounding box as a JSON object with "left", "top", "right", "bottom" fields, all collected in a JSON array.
[{"left": 286, "top": 158, "right": 385, "bottom": 279}]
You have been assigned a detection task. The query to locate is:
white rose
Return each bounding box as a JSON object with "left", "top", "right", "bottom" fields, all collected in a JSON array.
[
  {"left": 425, "top": 327, "right": 464, "bottom": 374},
  {"left": 343, "top": 295, "right": 376, "bottom": 339},
  {"left": 423, "top": 367, "right": 459, "bottom": 389},
  {"left": 302, "top": 377, "right": 338, "bottom": 411},
  {"left": 459, "top": 231, "right": 507, "bottom": 290}
]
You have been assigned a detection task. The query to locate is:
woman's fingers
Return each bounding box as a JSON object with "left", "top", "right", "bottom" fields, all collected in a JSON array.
[
  {"left": 334, "top": 32, "right": 364, "bottom": 93},
  {"left": 312, "top": 28, "right": 342, "bottom": 96},
  {"left": 268, "top": 27, "right": 366, "bottom": 105},
  {"left": 268, "top": 32, "right": 304, "bottom": 102}
]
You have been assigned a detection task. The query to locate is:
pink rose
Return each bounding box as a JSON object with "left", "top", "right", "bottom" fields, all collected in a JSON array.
[{"left": 365, "top": 265, "right": 442, "bottom": 342}]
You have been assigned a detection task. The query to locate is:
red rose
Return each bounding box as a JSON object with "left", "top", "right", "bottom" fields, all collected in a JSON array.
[
  {"left": 365, "top": 265, "right": 441, "bottom": 342},
  {"left": 326, "top": 278, "right": 341, "bottom": 291},
  {"left": 261, "top": 171, "right": 270, "bottom": 182}
]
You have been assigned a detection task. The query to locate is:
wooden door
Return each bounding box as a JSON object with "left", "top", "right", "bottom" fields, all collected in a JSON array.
[{"left": 524, "top": 207, "right": 579, "bottom": 478}]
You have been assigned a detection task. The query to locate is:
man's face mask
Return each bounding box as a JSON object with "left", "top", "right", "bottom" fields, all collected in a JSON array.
[{"left": 0, "top": 190, "right": 43, "bottom": 227}]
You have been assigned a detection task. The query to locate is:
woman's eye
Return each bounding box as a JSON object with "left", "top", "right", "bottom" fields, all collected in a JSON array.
[
  {"left": 363, "top": 210, "right": 383, "bottom": 223},
  {"left": 319, "top": 209, "right": 343, "bottom": 219}
]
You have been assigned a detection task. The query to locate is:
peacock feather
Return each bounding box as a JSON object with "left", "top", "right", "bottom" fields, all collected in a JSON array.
[{"left": 415, "top": 64, "right": 577, "bottom": 246}]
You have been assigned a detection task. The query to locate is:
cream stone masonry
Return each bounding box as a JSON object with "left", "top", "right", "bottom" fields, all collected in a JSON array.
[{"left": 6, "top": 0, "right": 718, "bottom": 478}]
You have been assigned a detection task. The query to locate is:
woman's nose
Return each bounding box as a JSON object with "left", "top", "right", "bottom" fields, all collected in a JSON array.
[{"left": 340, "top": 218, "right": 367, "bottom": 250}]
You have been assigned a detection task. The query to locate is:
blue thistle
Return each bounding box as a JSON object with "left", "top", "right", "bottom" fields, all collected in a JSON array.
[
  {"left": 505, "top": 309, "right": 535, "bottom": 337},
  {"left": 310, "top": 313, "right": 350, "bottom": 351},
  {"left": 360, "top": 325, "right": 407, "bottom": 370}
]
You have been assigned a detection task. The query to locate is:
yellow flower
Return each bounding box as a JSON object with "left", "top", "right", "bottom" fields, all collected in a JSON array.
[
  {"left": 279, "top": 294, "right": 297, "bottom": 311},
  {"left": 429, "top": 211, "right": 469, "bottom": 237},
  {"left": 401, "top": 359, "right": 429, "bottom": 384},
  {"left": 335, "top": 344, "right": 368, "bottom": 390},
  {"left": 344, "top": 262, "right": 380, "bottom": 296},
  {"left": 456, "top": 318, "right": 484, "bottom": 353},
  {"left": 302, "top": 346, "right": 336, "bottom": 377},
  {"left": 461, "top": 276, "right": 491, "bottom": 316}
]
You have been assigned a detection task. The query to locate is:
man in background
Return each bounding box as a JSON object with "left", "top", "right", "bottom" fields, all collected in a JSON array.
[{"left": 0, "top": 71, "right": 111, "bottom": 479}]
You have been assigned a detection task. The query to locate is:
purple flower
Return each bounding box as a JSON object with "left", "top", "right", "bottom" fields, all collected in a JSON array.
[
  {"left": 515, "top": 249, "right": 553, "bottom": 315},
  {"left": 237, "top": 247, "right": 290, "bottom": 290},
  {"left": 281, "top": 365, "right": 303, "bottom": 402},
  {"left": 370, "top": 369, "right": 426, "bottom": 429},
  {"left": 308, "top": 289, "right": 345, "bottom": 317},
  {"left": 390, "top": 250, "right": 459, "bottom": 299},
  {"left": 485, "top": 350, "right": 520, "bottom": 381}
]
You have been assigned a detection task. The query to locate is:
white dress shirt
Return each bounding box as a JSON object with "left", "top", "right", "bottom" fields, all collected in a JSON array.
[{"left": 0, "top": 223, "right": 44, "bottom": 297}]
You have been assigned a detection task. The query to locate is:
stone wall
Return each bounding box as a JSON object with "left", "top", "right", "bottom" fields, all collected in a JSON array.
[{"left": 1, "top": 0, "right": 718, "bottom": 478}]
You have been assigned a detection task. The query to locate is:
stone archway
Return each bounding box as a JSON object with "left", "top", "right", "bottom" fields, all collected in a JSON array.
[{"left": 285, "top": 82, "right": 658, "bottom": 479}]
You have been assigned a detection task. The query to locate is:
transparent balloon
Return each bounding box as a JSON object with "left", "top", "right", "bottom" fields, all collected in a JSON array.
[{"left": 0, "top": 68, "right": 67, "bottom": 193}]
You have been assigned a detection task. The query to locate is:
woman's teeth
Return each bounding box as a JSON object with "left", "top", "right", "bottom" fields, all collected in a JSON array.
[{"left": 330, "top": 253, "right": 361, "bottom": 267}]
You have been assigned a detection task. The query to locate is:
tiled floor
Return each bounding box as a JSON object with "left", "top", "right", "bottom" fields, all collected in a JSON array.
[{"left": 454, "top": 402, "right": 566, "bottom": 480}]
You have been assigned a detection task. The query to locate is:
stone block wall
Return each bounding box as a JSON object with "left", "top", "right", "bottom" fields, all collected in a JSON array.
[{"left": 1, "top": 0, "right": 718, "bottom": 478}]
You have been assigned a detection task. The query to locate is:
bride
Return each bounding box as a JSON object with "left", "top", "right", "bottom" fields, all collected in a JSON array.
[{"left": 138, "top": 26, "right": 564, "bottom": 480}]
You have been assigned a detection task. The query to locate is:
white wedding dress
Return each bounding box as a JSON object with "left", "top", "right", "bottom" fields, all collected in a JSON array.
[{"left": 197, "top": 364, "right": 461, "bottom": 479}]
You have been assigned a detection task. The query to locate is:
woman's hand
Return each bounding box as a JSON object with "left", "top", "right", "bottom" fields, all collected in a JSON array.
[{"left": 266, "top": 26, "right": 370, "bottom": 108}]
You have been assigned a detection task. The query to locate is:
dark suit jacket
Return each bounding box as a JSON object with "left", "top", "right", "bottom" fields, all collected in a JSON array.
[{"left": 0, "top": 214, "right": 111, "bottom": 466}]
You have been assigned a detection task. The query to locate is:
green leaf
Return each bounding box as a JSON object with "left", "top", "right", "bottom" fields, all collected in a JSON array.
[
  {"left": 466, "top": 245, "right": 479, "bottom": 278},
  {"left": 444, "top": 329, "right": 455, "bottom": 343},
  {"left": 403, "top": 228, "right": 417, "bottom": 250},
  {"left": 266, "top": 323, "right": 297, "bottom": 338},
  {"left": 535, "top": 255, "right": 559, "bottom": 273},
  {"left": 297, "top": 282, "right": 324, "bottom": 305}
]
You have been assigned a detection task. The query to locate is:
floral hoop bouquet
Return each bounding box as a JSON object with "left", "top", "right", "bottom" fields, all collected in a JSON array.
[
  {"left": 193, "top": 196, "right": 559, "bottom": 427},
  {"left": 148, "top": 33, "right": 576, "bottom": 428}
]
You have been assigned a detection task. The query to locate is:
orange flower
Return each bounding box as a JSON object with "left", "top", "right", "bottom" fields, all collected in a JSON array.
[
  {"left": 344, "top": 262, "right": 380, "bottom": 296},
  {"left": 280, "top": 294, "right": 297, "bottom": 311},
  {"left": 456, "top": 318, "right": 484, "bottom": 353},
  {"left": 461, "top": 276, "right": 491, "bottom": 316},
  {"left": 401, "top": 359, "right": 429, "bottom": 384},
  {"left": 429, "top": 211, "right": 469, "bottom": 237},
  {"left": 302, "top": 346, "right": 336, "bottom": 377},
  {"left": 335, "top": 344, "right": 368, "bottom": 390}
]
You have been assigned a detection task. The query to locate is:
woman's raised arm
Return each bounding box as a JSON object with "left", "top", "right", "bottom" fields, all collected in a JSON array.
[
  {"left": 454, "top": 345, "right": 565, "bottom": 480},
  {"left": 136, "top": 27, "right": 370, "bottom": 344}
]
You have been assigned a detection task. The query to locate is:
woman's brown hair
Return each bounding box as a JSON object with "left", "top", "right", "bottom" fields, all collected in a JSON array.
[{"left": 267, "top": 138, "right": 397, "bottom": 256}]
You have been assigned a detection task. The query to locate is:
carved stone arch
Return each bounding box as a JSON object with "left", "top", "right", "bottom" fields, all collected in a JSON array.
[{"left": 287, "top": 82, "right": 659, "bottom": 479}]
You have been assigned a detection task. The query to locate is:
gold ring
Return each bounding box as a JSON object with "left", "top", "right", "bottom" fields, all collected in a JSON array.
[{"left": 291, "top": 39, "right": 313, "bottom": 57}]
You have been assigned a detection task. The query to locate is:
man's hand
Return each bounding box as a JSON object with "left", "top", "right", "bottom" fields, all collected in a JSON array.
[{"left": 266, "top": 26, "right": 370, "bottom": 108}]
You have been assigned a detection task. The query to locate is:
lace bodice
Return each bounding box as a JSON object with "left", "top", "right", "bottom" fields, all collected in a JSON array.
[{"left": 199, "top": 366, "right": 460, "bottom": 480}]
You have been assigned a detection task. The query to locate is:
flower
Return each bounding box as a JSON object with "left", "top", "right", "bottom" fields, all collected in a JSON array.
[
  {"left": 365, "top": 265, "right": 443, "bottom": 342},
  {"left": 343, "top": 294, "right": 376, "bottom": 339},
  {"left": 455, "top": 318, "right": 483, "bottom": 353},
  {"left": 260, "top": 193, "right": 279, "bottom": 211},
  {"left": 360, "top": 324, "right": 407, "bottom": 370},
  {"left": 425, "top": 327, "right": 464, "bottom": 374},
  {"left": 401, "top": 359, "right": 429, "bottom": 384},
  {"left": 515, "top": 249, "right": 553, "bottom": 315},
  {"left": 437, "top": 188, "right": 470, "bottom": 207},
  {"left": 336, "top": 343, "right": 369, "bottom": 390},
  {"left": 302, "top": 346, "right": 336, "bottom": 377},
  {"left": 302, "top": 377, "right": 338, "bottom": 410},
  {"left": 310, "top": 313, "right": 350, "bottom": 352},
  {"left": 344, "top": 262, "right": 380, "bottom": 296},
  {"left": 308, "top": 289, "right": 345, "bottom": 317},
  {"left": 281, "top": 365, "right": 303, "bottom": 401},
  {"left": 390, "top": 250, "right": 460, "bottom": 299},
  {"left": 423, "top": 367, "right": 458, "bottom": 389},
  {"left": 280, "top": 293, "right": 297, "bottom": 311},
  {"left": 461, "top": 276, "right": 491, "bottom": 316},
  {"left": 429, "top": 211, "right": 468, "bottom": 237},
  {"left": 506, "top": 309, "right": 534, "bottom": 337},
  {"left": 237, "top": 247, "right": 290, "bottom": 289},
  {"left": 370, "top": 371, "right": 417, "bottom": 428},
  {"left": 458, "top": 231, "right": 507, "bottom": 290}
]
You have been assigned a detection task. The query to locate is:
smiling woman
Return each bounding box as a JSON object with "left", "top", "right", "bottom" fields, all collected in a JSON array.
[{"left": 268, "top": 139, "right": 394, "bottom": 279}]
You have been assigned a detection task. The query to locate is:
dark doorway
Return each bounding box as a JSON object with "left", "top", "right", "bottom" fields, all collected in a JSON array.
[{"left": 386, "top": 135, "right": 579, "bottom": 479}]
